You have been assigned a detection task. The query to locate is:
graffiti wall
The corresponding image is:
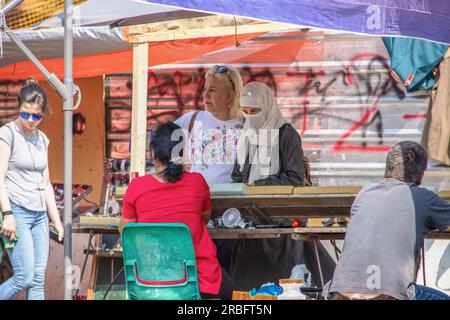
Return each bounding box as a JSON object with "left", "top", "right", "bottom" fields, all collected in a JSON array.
[
  {"left": 104, "top": 30, "right": 450, "bottom": 294},
  {"left": 105, "top": 30, "right": 450, "bottom": 188}
]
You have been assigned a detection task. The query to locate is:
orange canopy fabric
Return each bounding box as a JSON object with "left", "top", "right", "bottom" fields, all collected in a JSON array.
[{"left": 0, "top": 33, "right": 262, "bottom": 80}]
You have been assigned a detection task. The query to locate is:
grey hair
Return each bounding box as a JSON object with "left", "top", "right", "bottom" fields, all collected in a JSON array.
[{"left": 384, "top": 141, "right": 428, "bottom": 184}]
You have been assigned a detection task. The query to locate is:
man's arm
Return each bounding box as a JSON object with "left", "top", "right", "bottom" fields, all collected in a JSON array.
[{"left": 428, "top": 192, "right": 450, "bottom": 231}]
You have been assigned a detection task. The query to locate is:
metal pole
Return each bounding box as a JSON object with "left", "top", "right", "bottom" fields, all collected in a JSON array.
[
  {"left": 64, "top": 0, "right": 74, "bottom": 300},
  {"left": 3, "top": 29, "right": 68, "bottom": 100},
  {"left": 313, "top": 240, "right": 324, "bottom": 287},
  {"left": 1, "top": 0, "right": 23, "bottom": 14},
  {"left": 1, "top": 1, "right": 69, "bottom": 101}
]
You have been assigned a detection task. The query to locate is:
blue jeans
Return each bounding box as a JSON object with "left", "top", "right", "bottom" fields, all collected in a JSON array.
[
  {"left": 0, "top": 203, "right": 49, "bottom": 300},
  {"left": 415, "top": 285, "right": 450, "bottom": 300}
]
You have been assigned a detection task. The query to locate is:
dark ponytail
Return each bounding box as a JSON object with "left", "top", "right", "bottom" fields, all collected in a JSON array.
[
  {"left": 150, "top": 121, "right": 185, "bottom": 183},
  {"left": 18, "top": 78, "right": 49, "bottom": 115}
]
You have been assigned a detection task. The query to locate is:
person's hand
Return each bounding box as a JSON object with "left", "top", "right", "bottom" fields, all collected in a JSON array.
[
  {"left": 50, "top": 221, "right": 64, "bottom": 242},
  {"left": 55, "top": 221, "right": 64, "bottom": 242},
  {"left": 2, "top": 215, "right": 16, "bottom": 241}
]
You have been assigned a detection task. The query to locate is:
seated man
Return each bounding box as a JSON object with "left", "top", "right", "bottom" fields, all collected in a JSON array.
[{"left": 324, "top": 141, "right": 450, "bottom": 300}]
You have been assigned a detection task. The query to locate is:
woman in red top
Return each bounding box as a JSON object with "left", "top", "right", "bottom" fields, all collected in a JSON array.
[{"left": 119, "top": 122, "right": 236, "bottom": 299}]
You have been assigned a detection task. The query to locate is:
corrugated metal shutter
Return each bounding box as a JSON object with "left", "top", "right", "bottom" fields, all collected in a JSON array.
[{"left": 104, "top": 30, "right": 447, "bottom": 187}]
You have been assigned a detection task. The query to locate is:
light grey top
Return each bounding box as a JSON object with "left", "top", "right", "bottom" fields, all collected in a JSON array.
[
  {"left": 326, "top": 178, "right": 450, "bottom": 300},
  {"left": 0, "top": 121, "right": 49, "bottom": 212}
]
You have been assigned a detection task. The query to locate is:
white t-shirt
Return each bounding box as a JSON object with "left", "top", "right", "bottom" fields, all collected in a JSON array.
[
  {"left": 0, "top": 121, "right": 49, "bottom": 212},
  {"left": 175, "top": 111, "right": 243, "bottom": 185}
]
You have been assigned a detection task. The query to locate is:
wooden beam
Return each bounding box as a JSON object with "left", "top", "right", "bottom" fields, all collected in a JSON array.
[
  {"left": 438, "top": 190, "right": 450, "bottom": 199},
  {"left": 129, "top": 22, "right": 298, "bottom": 43},
  {"left": 293, "top": 186, "right": 362, "bottom": 195},
  {"left": 130, "top": 43, "right": 148, "bottom": 177}
]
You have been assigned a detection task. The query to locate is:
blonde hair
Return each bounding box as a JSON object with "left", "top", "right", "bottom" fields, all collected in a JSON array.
[{"left": 205, "top": 65, "right": 243, "bottom": 120}]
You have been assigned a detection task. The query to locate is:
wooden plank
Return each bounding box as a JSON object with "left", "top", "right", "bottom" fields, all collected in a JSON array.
[
  {"left": 87, "top": 235, "right": 101, "bottom": 300},
  {"left": 129, "top": 22, "right": 298, "bottom": 43},
  {"left": 293, "top": 186, "right": 362, "bottom": 195},
  {"left": 73, "top": 223, "right": 450, "bottom": 240},
  {"left": 307, "top": 218, "right": 326, "bottom": 228},
  {"left": 86, "top": 255, "right": 97, "bottom": 300},
  {"left": 211, "top": 195, "right": 355, "bottom": 218},
  {"left": 104, "top": 185, "right": 450, "bottom": 201},
  {"left": 294, "top": 227, "right": 348, "bottom": 233},
  {"left": 130, "top": 43, "right": 149, "bottom": 177},
  {"left": 244, "top": 185, "right": 294, "bottom": 195},
  {"left": 232, "top": 290, "right": 278, "bottom": 300},
  {"left": 438, "top": 190, "right": 450, "bottom": 199},
  {"left": 208, "top": 228, "right": 294, "bottom": 239},
  {"left": 210, "top": 183, "right": 245, "bottom": 195},
  {"left": 291, "top": 233, "right": 346, "bottom": 241},
  {"left": 79, "top": 216, "right": 121, "bottom": 226}
]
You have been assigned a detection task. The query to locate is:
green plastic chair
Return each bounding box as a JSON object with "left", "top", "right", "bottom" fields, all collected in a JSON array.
[{"left": 121, "top": 223, "right": 201, "bottom": 300}]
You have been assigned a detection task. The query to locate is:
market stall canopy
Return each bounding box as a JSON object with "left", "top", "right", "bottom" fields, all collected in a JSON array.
[
  {"left": 0, "top": 0, "right": 302, "bottom": 79},
  {"left": 0, "top": 24, "right": 265, "bottom": 79},
  {"left": 3, "top": 0, "right": 304, "bottom": 80},
  {"left": 34, "top": 0, "right": 211, "bottom": 28},
  {"left": 143, "top": 0, "right": 450, "bottom": 45}
]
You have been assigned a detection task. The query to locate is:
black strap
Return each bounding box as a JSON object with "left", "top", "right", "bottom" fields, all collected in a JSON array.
[
  {"left": 6, "top": 123, "right": 14, "bottom": 152},
  {"left": 279, "top": 123, "right": 290, "bottom": 138},
  {"left": 188, "top": 110, "right": 201, "bottom": 135},
  {"left": 7, "top": 122, "right": 47, "bottom": 151}
]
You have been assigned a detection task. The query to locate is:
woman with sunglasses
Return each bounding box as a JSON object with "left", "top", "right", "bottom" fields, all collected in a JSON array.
[
  {"left": 0, "top": 79, "right": 63, "bottom": 300},
  {"left": 230, "top": 82, "right": 336, "bottom": 291},
  {"left": 175, "top": 65, "right": 244, "bottom": 184},
  {"left": 175, "top": 65, "right": 244, "bottom": 274}
]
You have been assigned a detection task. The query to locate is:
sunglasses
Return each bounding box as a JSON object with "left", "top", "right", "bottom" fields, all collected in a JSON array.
[
  {"left": 214, "top": 65, "right": 235, "bottom": 91},
  {"left": 19, "top": 111, "right": 43, "bottom": 122}
]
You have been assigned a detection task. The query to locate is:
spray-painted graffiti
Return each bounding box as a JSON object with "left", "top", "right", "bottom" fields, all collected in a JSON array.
[
  {"left": 106, "top": 53, "right": 413, "bottom": 158},
  {"left": 286, "top": 54, "right": 406, "bottom": 152}
]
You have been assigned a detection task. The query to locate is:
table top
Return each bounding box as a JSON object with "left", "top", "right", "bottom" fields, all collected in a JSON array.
[
  {"left": 210, "top": 189, "right": 450, "bottom": 221},
  {"left": 72, "top": 223, "right": 450, "bottom": 240}
]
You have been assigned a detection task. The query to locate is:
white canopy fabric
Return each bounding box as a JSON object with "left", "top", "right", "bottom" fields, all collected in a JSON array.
[
  {"left": 35, "top": 0, "right": 210, "bottom": 28},
  {"left": 0, "top": 26, "right": 130, "bottom": 67}
]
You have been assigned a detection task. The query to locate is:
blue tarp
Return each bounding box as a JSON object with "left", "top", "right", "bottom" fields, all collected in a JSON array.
[{"left": 145, "top": 0, "right": 450, "bottom": 45}]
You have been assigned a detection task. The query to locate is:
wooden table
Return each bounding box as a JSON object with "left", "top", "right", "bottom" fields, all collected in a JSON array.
[
  {"left": 210, "top": 194, "right": 357, "bottom": 223},
  {"left": 73, "top": 224, "right": 450, "bottom": 240},
  {"left": 74, "top": 223, "right": 449, "bottom": 291},
  {"left": 76, "top": 188, "right": 450, "bottom": 297}
]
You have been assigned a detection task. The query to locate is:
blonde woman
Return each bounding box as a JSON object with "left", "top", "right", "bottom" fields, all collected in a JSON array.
[
  {"left": 175, "top": 65, "right": 244, "bottom": 185},
  {"left": 175, "top": 65, "right": 244, "bottom": 274}
]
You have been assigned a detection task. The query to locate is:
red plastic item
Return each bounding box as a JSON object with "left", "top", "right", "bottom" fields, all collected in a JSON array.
[{"left": 291, "top": 219, "right": 301, "bottom": 228}]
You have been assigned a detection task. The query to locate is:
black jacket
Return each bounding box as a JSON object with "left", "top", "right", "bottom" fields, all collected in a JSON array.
[{"left": 231, "top": 123, "right": 304, "bottom": 186}]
